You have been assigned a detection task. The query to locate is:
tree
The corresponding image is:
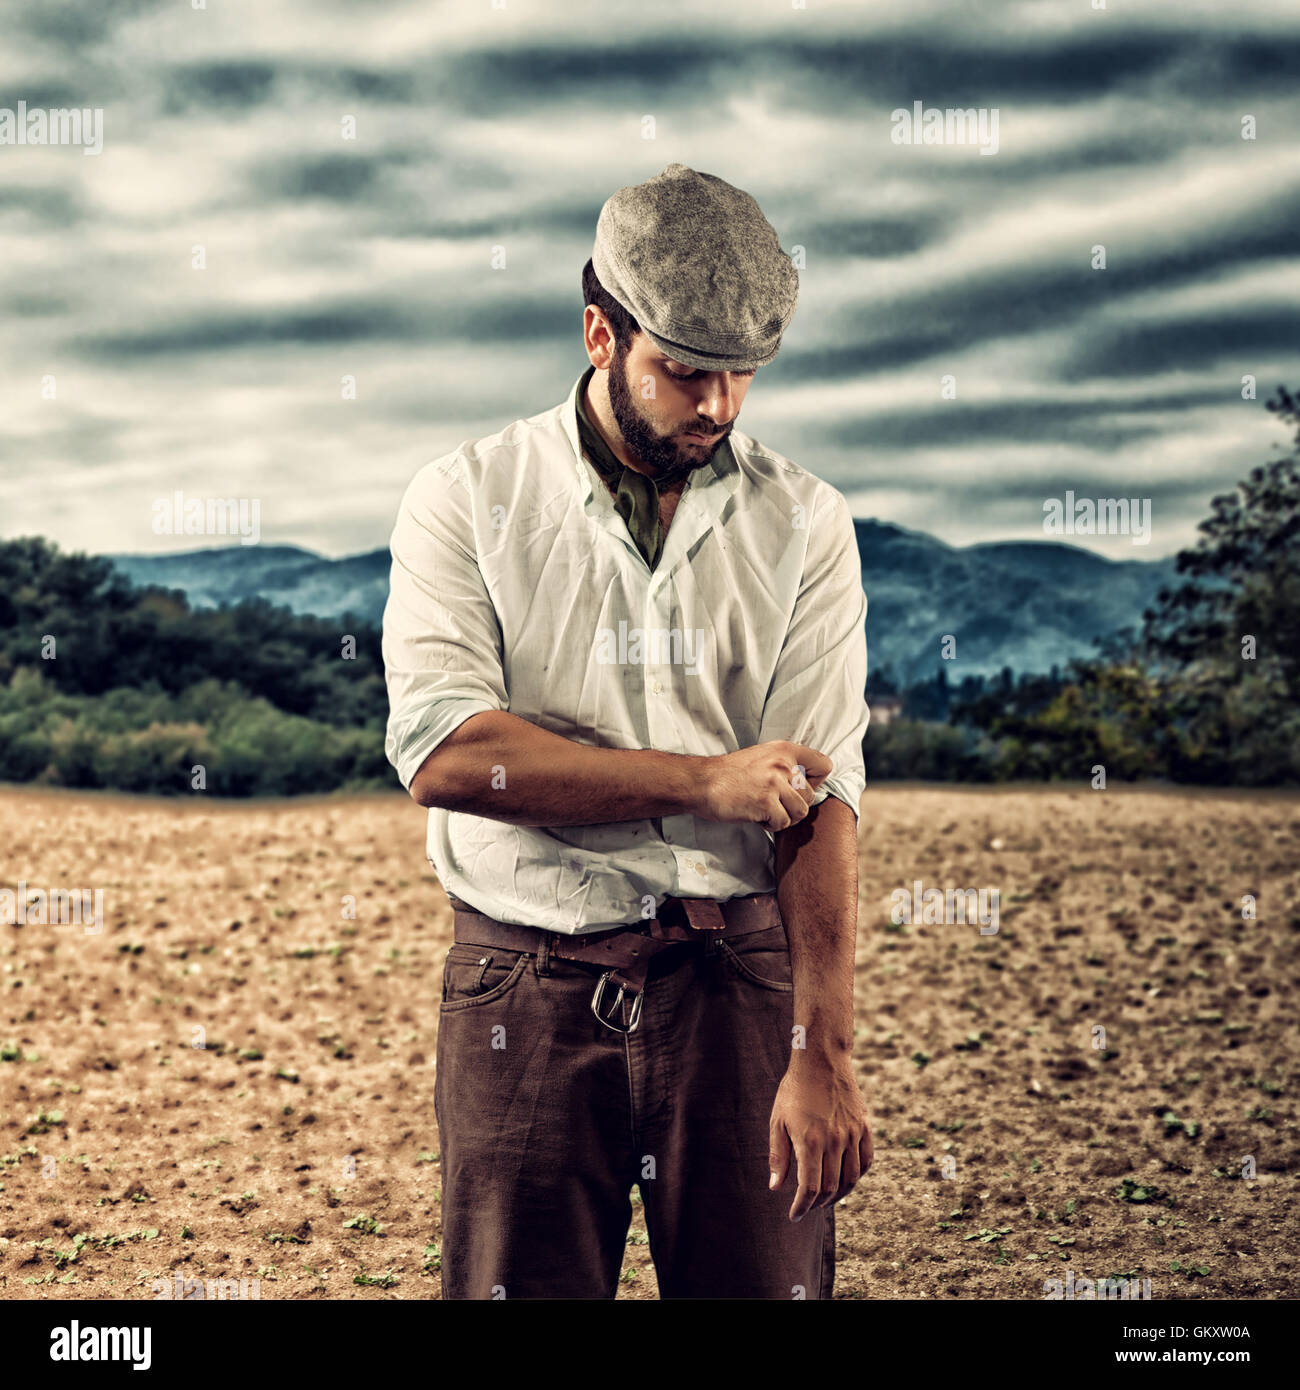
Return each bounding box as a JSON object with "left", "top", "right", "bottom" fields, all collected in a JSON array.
[
  {"left": 979, "top": 386, "right": 1300, "bottom": 786},
  {"left": 1143, "top": 386, "right": 1300, "bottom": 704}
]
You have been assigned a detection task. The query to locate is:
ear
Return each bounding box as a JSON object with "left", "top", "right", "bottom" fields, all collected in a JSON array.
[{"left": 583, "top": 306, "right": 617, "bottom": 372}]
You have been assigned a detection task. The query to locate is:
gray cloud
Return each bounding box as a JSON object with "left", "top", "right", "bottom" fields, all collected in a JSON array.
[
  {"left": 0, "top": 0, "right": 1297, "bottom": 563},
  {"left": 1063, "top": 308, "right": 1300, "bottom": 378},
  {"left": 822, "top": 391, "right": 1215, "bottom": 452}
]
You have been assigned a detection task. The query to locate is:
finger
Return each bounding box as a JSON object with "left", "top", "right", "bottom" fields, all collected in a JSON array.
[
  {"left": 792, "top": 745, "right": 832, "bottom": 780},
  {"left": 816, "top": 1145, "right": 843, "bottom": 1210},
  {"left": 788, "top": 768, "right": 816, "bottom": 806},
  {"left": 859, "top": 1127, "right": 874, "bottom": 1175},
  {"left": 777, "top": 784, "right": 810, "bottom": 824},
  {"left": 784, "top": 764, "right": 822, "bottom": 801},
  {"left": 784, "top": 761, "right": 818, "bottom": 801},
  {"left": 789, "top": 1138, "right": 821, "bottom": 1223},
  {"left": 769, "top": 1116, "right": 792, "bottom": 1193},
  {"left": 762, "top": 797, "right": 792, "bottom": 832},
  {"left": 833, "top": 1141, "right": 862, "bottom": 1206}
]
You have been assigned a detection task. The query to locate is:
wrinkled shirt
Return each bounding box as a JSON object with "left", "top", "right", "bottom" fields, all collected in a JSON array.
[{"left": 382, "top": 371, "right": 869, "bottom": 934}]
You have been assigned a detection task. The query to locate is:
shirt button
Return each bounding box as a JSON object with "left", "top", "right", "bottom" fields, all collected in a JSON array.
[{"left": 652, "top": 680, "right": 663, "bottom": 694}]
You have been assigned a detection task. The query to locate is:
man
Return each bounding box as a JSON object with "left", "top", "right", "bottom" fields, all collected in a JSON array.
[{"left": 383, "top": 163, "right": 871, "bottom": 1300}]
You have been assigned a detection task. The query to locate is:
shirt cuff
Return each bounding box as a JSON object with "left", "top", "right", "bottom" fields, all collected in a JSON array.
[
  {"left": 387, "top": 697, "right": 501, "bottom": 791},
  {"left": 813, "top": 771, "right": 864, "bottom": 821}
]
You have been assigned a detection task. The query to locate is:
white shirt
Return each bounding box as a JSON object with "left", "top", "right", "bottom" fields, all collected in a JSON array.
[{"left": 382, "top": 371, "right": 869, "bottom": 934}]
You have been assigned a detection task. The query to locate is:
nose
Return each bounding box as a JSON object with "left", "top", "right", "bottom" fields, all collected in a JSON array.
[{"left": 696, "top": 373, "right": 740, "bottom": 429}]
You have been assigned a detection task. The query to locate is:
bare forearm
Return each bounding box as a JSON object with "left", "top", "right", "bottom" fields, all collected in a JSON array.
[
  {"left": 775, "top": 794, "right": 860, "bottom": 1063},
  {"left": 768, "top": 793, "right": 873, "bottom": 1222},
  {"left": 409, "top": 710, "right": 706, "bottom": 827}
]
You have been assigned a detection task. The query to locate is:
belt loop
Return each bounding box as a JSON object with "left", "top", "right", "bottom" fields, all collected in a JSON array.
[{"left": 535, "top": 929, "right": 551, "bottom": 978}]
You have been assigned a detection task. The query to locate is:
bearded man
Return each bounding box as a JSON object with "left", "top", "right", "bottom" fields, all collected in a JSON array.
[{"left": 383, "top": 163, "right": 872, "bottom": 1300}]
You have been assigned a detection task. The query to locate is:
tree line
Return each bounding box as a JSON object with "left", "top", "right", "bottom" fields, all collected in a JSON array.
[
  {"left": 0, "top": 542, "right": 389, "bottom": 796},
  {"left": 864, "top": 387, "right": 1300, "bottom": 786},
  {"left": 2, "top": 387, "right": 1295, "bottom": 794}
]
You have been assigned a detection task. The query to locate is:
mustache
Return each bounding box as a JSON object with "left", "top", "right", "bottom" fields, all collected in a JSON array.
[{"left": 654, "top": 426, "right": 731, "bottom": 484}]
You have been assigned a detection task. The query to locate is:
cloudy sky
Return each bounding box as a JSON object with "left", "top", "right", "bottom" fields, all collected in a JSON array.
[{"left": 2, "top": 0, "right": 1298, "bottom": 563}]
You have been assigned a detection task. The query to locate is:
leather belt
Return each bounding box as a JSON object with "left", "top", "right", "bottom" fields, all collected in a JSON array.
[{"left": 446, "top": 892, "right": 783, "bottom": 1035}]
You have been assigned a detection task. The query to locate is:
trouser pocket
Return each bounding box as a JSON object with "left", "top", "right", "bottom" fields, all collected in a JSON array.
[
  {"left": 715, "top": 924, "right": 793, "bottom": 991},
  {"left": 440, "top": 943, "right": 531, "bottom": 1010}
]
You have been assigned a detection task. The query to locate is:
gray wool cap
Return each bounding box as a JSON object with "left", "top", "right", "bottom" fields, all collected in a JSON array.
[{"left": 591, "top": 163, "right": 799, "bottom": 373}]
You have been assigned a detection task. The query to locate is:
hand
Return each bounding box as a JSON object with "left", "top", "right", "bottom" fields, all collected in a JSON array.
[
  {"left": 696, "top": 740, "right": 831, "bottom": 830},
  {"left": 769, "top": 1057, "right": 873, "bottom": 1222}
]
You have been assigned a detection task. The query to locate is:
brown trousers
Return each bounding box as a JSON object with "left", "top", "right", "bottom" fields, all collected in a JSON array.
[{"left": 433, "top": 921, "right": 834, "bottom": 1299}]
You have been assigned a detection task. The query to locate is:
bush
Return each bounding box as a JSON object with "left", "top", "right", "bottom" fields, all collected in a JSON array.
[
  {"left": 0, "top": 668, "right": 392, "bottom": 797},
  {"left": 863, "top": 719, "right": 990, "bottom": 782}
]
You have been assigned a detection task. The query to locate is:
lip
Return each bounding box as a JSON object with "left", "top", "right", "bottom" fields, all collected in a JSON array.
[{"left": 681, "top": 431, "right": 721, "bottom": 444}]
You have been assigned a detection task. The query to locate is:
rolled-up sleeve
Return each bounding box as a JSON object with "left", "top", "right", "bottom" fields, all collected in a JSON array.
[
  {"left": 382, "top": 456, "right": 507, "bottom": 791},
  {"left": 757, "top": 484, "right": 869, "bottom": 819}
]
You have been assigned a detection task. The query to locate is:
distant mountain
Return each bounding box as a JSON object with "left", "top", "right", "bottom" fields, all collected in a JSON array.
[
  {"left": 109, "top": 520, "right": 1181, "bottom": 683},
  {"left": 109, "top": 545, "right": 391, "bottom": 625},
  {"left": 852, "top": 520, "right": 1180, "bottom": 684}
]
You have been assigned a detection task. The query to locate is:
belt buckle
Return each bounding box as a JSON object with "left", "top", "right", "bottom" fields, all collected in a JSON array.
[{"left": 590, "top": 972, "right": 644, "bottom": 1035}]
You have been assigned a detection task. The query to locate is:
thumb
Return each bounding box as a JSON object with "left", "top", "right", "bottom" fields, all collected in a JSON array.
[{"left": 768, "top": 1116, "right": 792, "bottom": 1191}]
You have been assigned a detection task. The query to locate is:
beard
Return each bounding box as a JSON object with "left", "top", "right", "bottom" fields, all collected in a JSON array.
[{"left": 606, "top": 339, "right": 732, "bottom": 486}]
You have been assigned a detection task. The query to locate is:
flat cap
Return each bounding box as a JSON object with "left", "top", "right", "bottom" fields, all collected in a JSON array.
[{"left": 591, "top": 163, "right": 798, "bottom": 373}]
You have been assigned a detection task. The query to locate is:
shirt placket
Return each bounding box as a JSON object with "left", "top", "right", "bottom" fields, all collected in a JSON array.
[
  {"left": 565, "top": 377, "right": 738, "bottom": 903},
  {"left": 643, "top": 541, "right": 710, "bottom": 898}
]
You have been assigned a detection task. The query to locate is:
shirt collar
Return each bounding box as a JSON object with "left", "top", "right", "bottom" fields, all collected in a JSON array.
[{"left": 561, "top": 371, "right": 591, "bottom": 499}]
